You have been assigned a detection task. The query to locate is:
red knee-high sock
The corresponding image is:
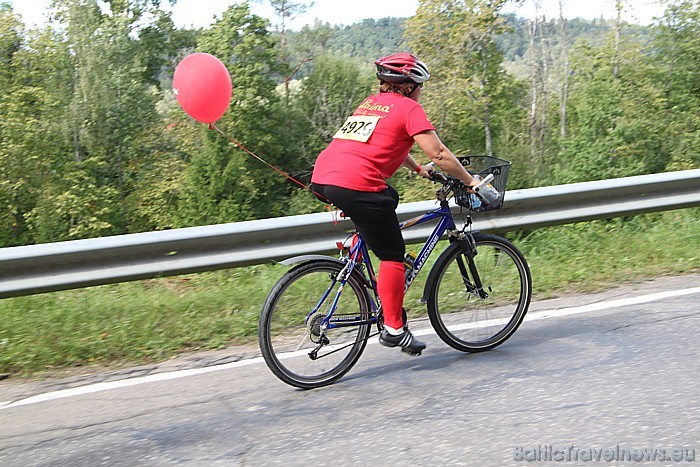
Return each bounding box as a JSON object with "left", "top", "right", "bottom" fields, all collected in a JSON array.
[{"left": 377, "top": 260, "right": 405, "bottom": 330}]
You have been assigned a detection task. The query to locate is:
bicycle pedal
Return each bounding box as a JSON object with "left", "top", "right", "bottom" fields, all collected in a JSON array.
[{"left": 401, "top": 348, "right": 422, "bottom": 356}]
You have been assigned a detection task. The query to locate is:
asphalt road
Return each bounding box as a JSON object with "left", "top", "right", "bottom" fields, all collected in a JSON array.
[{"left": 1, "top": 274, "right": 699, "bottom": 466}]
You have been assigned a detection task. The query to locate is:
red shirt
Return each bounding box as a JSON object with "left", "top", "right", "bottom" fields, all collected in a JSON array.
[{"left": 311, "top": 92, "right": 435, "bottom": 192}]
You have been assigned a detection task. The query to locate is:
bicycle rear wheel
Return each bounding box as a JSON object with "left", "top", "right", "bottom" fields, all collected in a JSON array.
[
  {"left": 426, "top": 234, "right": 531, "bottom": 352},
  {"left": 259, "top": 260, "right": 372, "bottom": 389}
]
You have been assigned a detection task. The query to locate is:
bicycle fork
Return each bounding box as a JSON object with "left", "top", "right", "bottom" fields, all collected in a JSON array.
[{"left": 455, "top": 238, "right": 490, "bottom": 300}]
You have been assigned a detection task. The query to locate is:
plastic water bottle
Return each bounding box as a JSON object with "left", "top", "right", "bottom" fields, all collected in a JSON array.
[
  {"left": 476, "top": 184, "right": 501, "bottom": 207},
  {"left": 473, "top": 174, "right": 502, "bottom": 208}
]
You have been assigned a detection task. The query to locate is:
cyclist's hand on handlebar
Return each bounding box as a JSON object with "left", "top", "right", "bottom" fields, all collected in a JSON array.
[
  {"left": 416, "top": 164, "right": 433, "bottom": 179},
  {"left": 425, "top": 161, "right": 477, "bottom": 189},
  {"left": 424, "top": 162, "right": 446, "bottom": 183}
]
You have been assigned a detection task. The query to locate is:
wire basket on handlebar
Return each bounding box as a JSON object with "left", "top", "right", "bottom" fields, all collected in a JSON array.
[{"left": 456, "top": 155, "right": 511, "bottom": 212}]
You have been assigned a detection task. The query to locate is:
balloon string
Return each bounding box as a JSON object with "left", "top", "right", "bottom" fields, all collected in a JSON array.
[{"left": 210, "top": 124, "right": 338, "bottom": 223}]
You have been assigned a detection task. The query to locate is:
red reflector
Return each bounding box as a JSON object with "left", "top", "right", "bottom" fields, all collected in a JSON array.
[{"left": 351, "top": 234, "right": 363, "bottom": 261}]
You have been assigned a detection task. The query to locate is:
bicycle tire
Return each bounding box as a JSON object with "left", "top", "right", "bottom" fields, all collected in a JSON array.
[
  {"left": 258, "top": 259, "right": 372, "bottom": 389},
  {"left": 425, "top": 234, "right": 531, "bottom": 352}
]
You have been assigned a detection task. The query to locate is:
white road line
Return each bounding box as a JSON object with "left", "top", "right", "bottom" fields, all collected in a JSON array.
[
  {"left": 2, "top": 286, "right": 699, "bottom": 410},
  {"left": 1, "top": 357, "right": 265, "bottom": 410},
  {"left": 523, "top": 287, "right": 700, "bottom": 322}
]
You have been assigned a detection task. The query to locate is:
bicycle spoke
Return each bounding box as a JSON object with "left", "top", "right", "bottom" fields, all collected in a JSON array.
[{"left": 294, "top": 331, "right": 311, "bottom": 352}]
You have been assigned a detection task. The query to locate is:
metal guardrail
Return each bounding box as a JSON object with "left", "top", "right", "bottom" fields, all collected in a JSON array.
[{"left": 1, "top": 169, "right": 699, "bottom": 299}]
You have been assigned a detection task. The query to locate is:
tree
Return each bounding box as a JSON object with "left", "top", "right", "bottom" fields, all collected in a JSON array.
[
  {"left": 255, "top": 0, "right": 314, "bottom": 101},
  {"left": 137, "top": 10, "right": 199, "bottom": 89},
  {"left": 525, "top": 0, "right": 553, "bottom": 177},
  {"left": 653, "top": 0, "right": 700, "bottom": 170},
  {"left": 259, "top": 0, "right": 313, "bottom": 48},
  {"left": 296, "top": 54, "right": 374, "bottom": 162},
  {"left": 175, "top": 3, "right": 299, "bottom": 225},
  {"left": 32, "top": 0, "right": 162, "bottom": 238},
  {"left": 0, "top": 5, "right": 34, "bottom": 245},
  {"left": 323, "top": 17, "right": 408, "bottom": 62},
  {"left": 557, "top": 0, "right": 570, "bottom": 139},
  {"left": 553, "top": 33, "right": 669, "bottom": 183},
  {"left": 406, "top": 0, "right": 512, "bottom": 157},
  {"left": 5, "top": 0, "right": 178, "bottom": 243}
]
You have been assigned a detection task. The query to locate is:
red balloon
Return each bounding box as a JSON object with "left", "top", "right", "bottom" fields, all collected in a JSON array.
[{"left": 173, "top": 53, "right": 232, "bottom": 124}]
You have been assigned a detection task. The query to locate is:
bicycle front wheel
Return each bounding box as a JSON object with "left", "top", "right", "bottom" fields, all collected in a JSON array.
[
  {"left": 258, "top": 260, "right": 372, "bottom": 389},
  {"left": 426, "top": 234, "right": 532, "bottom": 352}
]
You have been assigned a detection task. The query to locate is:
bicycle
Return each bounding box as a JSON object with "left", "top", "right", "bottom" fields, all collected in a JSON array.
[{"left": 258, "top": 155, "right": 532, "bottom": 389}]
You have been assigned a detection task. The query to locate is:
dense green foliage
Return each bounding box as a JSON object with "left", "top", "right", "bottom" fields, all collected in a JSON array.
[{"left": 0, "top": 0, "right": 698, "bottom": 249}]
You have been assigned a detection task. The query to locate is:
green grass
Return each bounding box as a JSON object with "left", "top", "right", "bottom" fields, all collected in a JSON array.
[
  {"left": 0, "top": 208, "right": 698, "bottom": 377},
  {"left": 516, "top": 209, "right": 699, "bottom": 296}
]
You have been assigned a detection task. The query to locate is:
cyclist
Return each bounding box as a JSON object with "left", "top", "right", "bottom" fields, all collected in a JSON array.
[{"left": 311, "top": 52, "right": 479, "bottom": 355}]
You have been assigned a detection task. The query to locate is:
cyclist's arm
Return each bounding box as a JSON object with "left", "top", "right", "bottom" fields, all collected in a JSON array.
[{"left": 413, "top": 130, "right": 478, "bottom": 186}]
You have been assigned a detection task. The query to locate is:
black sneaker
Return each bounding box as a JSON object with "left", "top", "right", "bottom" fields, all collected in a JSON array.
[{"left": 379, "top": 329, "right": 426, "bottom": 356}]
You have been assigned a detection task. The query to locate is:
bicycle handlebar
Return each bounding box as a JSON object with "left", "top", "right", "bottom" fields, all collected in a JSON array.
[
  {"left": 428, "top": 170, "right": 450, "bottom": 184},
  {"left": 423, "top": 159, "right": 506, "bottom": 211},
  {"left": 423, "top": 162, "right": 448, "bottom": 184},
  {"left": 426, "top": 164, "right": 463, "bottom": 189},
  {"left": 425, "top": 164, "right": 479, "bottom": 208},
  {"left": 472, "top": 173, "right": 494, "bottom": 192}
]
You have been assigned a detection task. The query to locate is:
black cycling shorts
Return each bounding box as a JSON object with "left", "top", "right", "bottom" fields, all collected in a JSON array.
[{"left": 312, "top": 183, "right": 405, "bottom": 262}]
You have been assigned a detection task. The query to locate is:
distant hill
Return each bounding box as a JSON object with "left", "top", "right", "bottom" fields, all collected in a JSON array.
[{"left": 286, "top": 14, "right": 652, "bottom": 78}]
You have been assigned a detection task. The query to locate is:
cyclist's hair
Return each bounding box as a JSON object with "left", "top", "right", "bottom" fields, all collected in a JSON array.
[{"left": 379, "top": 80, "right": 419, "bottom": 97}]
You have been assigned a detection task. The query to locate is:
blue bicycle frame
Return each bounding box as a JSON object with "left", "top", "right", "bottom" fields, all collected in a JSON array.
[{"left": 314, "top": 202, "right": 464, "bottom": 331}]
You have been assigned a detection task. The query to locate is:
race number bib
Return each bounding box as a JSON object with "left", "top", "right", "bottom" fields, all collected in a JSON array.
[{"left": 333, "top": 115, "right": 380, "bottom": 142}]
